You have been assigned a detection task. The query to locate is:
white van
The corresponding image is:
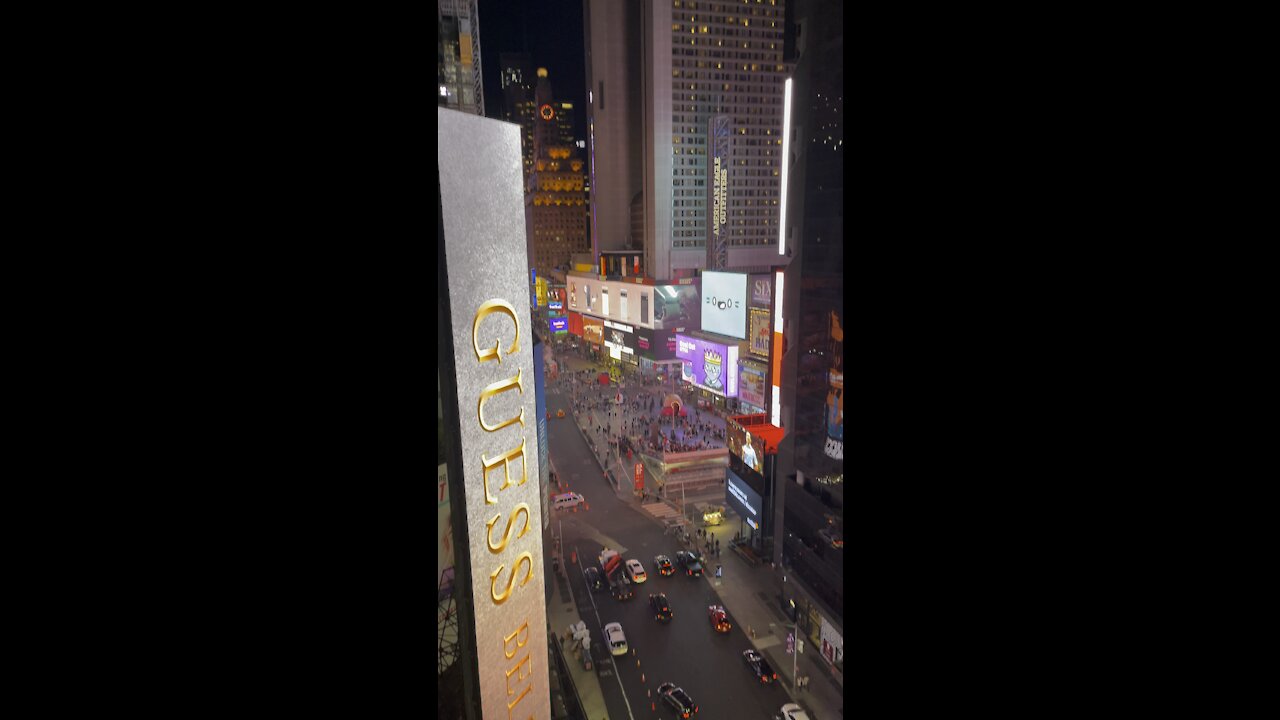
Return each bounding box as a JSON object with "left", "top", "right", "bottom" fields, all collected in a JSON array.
[{"left": 551, "top": 492, "right": 586, "bottom": 511}]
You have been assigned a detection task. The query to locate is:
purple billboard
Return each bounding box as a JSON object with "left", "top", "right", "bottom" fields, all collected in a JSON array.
[{"left": 675, "top": 334, "right": 739, "bottom": 398}]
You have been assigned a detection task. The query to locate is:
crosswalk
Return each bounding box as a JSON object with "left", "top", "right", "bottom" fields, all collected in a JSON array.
[{"left": 640, "top": 501, "right": 683, "bottom": 519}]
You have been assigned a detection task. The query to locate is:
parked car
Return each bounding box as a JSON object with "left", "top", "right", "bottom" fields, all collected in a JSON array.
[
  {"left": 625, "top": 558, "right": 648, "bottom": 583},
  {"left": 657, "top": 683, "right": 698, "bottom": 718},
  {"left": 654, "top": 554, "right": 675, "bottom": 576},
  {"left": 603, "top": 622, "right": 628, "bottom": 656},
  {"left": 708, "top": 605, "right": 731, "bottom": 633},
  {"left": 777, "top": 702, "right": 811, "bottom": 720},
  {"left": 650, "top": 593, "right": 673, "bottom": 622},
  {"left": 584, "top": 566, "right": 603, "bottom": 592},
  {"left": 674, "top": 550, "right": 703, "bottom": 577},
  {"left": 743, "top": 649, "right": 778, "bottom": 684}
]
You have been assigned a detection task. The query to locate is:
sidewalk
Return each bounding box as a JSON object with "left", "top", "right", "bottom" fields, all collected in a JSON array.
[
  {"left": 690, "top": 514, "right": 844, "bottom": 720},
  {"left": 543, "top": 547, "right": 610, "bottom": 719}
]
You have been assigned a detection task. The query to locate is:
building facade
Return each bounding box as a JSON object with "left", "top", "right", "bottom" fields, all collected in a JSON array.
[
  {"left": 437, "top": 0, "right": 485, "bottom": 116},
  {"left": 585, "top": 0, "right": 790, "bottom": 280},
  {"left": 527, "top": 70, "right": 590, "bottom": 280},
  {"left": 773, "top": 0, "right": 844, "bottom": 679}
]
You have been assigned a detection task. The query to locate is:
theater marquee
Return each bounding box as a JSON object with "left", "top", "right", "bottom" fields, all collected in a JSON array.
[{"left": 438, "top": 107, "right": 550, "bottom": 720}]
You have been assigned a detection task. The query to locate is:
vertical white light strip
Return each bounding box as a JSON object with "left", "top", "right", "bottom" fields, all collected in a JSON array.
[
  {"left": 772, "top": 386, "right": 781, "bottom": 426},
  {"left": 774, "top": 271, "right": 785, "bottom": 333},
  {"left": 778, "top": 77, "right": 792, "bottom": 256},
  {"left": 589, "top": 120, "right": 598, "bottom": 260}
]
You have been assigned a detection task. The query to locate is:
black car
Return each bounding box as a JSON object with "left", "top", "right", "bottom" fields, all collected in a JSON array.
[
  {"left": 584, "top": 566, "right": 604, "bottom": 592},
  {"left": 657, "top": 682, "right": 698, "bottom": 718},
  {"left": 675, "top": 550, "right": 704, "bottom": 577},
  {"left": 609, "top": 573, "right": 635, "bottom": 600},
  {"left": 649, "top": 593, "right": 673, "bottom": 622},
  {"left": 742, "top": 649, "right": 778, "bottom": 684}
]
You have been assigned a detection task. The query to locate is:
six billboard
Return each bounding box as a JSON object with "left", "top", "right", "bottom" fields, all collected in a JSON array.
[{"left": 702, "top": 271, "right": 748, "bottom": 339}]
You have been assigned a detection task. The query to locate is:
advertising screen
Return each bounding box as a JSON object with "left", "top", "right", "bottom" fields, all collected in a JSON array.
[
  {"left": 548, "top": 301, "right": 563, "bottom": 311},
  {"left": 738, "top": 360, "right": 768, "bottom": 410},
  {"left": 726, "top": 418, "right": 765, "bottom": 475},
  {"left": 675, "top": 334, "right": 738, "bottom": 397},
  {"left": 749, "top": 308, "right": 771, "bottom": 357},
  {"left": 725, "top": 468, "right": 764, "bottom": 532},
  {"left": 583, "top": 315, "right": 604, "bottom": 345},
  {"left": 750, "top": 274, "right": 772, "bottom": 308},
  {"left": 605, "top": 326, "right": 636, "bottom": 355},
  {"left": 702, "top": 271, "right": 747, "bottom": 339},
  {"left": 568, "top": 311, "right": 584, "bottom": 337},
  {"left": 652, "top": 283, "right": 701, "bottom": 330},
  {"left": 549, "top": 316, "right": 568, "bottom": 334}
]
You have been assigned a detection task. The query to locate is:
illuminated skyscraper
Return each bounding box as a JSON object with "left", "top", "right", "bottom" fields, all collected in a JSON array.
[
  {"left": 585, "top": 0, "right": 790, "bottom": 279},
  {"left": 527, "top": 69, "right": 589, "bottom": 279}
]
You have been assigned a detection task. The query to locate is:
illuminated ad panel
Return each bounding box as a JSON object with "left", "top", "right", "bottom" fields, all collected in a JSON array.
[
  {"left": 726, "top": 418, "right": 765, "bottom": 476},
  {"left": 548, "top": 316, "right": 568, "bottom": 334},
  {"left": 603, "top": 319, "right": 637, "bottom": 356},
  {"left": 707, "top": 114, "right": 731, "bottom": 266},
  {"left": 725, "top": 468, "right": 764, "bottom": 532},
  {"left": 437, "top": 108, "right": 550, "bottom": 720},
  {"left": 749, "top": 308, "right": 771, "bottom": 358},
  {"left": 582, "top": 315, "right": 604, "bottom": 345},
  {"left": 702, "top": 271, "right": 747, "bottom": 339},
  {"left": 675, "top": 334, "right": 738, "bottom": 398},
  {"left": 652, "top": 282, "right": 701, "bottom": 330},
  {"left": 738, "top": 360, "right": 768, "bottom": 411}
]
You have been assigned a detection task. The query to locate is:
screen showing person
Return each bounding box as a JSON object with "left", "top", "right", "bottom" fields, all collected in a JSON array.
[{"left": 740, "top": 433, "right": 759, "bottom": 473}]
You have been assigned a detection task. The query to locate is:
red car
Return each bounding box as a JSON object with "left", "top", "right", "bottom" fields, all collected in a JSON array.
[{"left": 708, "top": 605, "right": 731, "bottom": 633}]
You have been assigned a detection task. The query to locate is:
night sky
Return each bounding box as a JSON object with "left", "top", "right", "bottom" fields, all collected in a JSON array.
[{"left": 478, "top": 0, "right": 588, "bottom": 139}]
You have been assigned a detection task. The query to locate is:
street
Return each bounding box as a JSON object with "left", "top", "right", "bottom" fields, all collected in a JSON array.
[{"left": 543, "top": 348, "right": 795, "bottom": 719}]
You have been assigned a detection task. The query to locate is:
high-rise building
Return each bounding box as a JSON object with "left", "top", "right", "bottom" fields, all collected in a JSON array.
[
  {"left": 514, "top": 69, "right": 578, "bottom": 181},
  {"left": 773, "top": 0, "right": 844, "bottom": 679},
  {"left": 526, "top": 70, "right": 590, "bottom": 281},
  {"left": 499, "top": 52, "right": 533, "bottom": 122},
  {"left": 438, "top": 0, "right": 485, "bottom": 116},
  {"left": 585, "top": 0, "right": 790, "bottom": 280}
]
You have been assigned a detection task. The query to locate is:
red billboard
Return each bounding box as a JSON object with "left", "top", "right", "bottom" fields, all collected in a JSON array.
[{"left": 568, "top": 311, "right": 584, "bottom": 337}]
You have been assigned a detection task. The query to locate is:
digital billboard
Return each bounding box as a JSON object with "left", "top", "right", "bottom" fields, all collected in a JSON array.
[
  {"left": 749, "top": 308, "right": 771, "bottom": 357},
  {"left": 549, "top": 316, "right": 568, "bottom": 334},
  {"left": 738, "top": 360, "right": 768, "bottom": 410},
  {"left": 825, "top": 310, "right": 844, "bottom": 461},
  {"left": 652, "top": 282, "right": 701, "bottom": 330},
  {"left": 725, "top": 468, "right": 764, "bottom": 532},
  {"left": 675, "top": 334, "right": 738, "bottom": 397},
  {"left": 567, "top": 311, "right": 584, "bottom": 337},
  {"left": 726, "top": 418, "right": 765, "bottom": 475},
  {"left": 583, "top": 315, "right": 604, "bottom": 345},
  {"left": 702, "top": 271, "right": 747, "bottom": 339},
  {"left": 604, "top": 321, "right": 637, "bottom": 356}
]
